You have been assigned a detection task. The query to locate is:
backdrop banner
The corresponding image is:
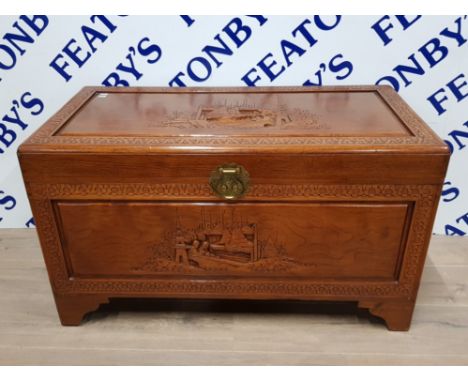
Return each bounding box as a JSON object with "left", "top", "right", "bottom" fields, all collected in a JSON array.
[{"left": 0, "top": 15, "right": 466, "bottom": 234}]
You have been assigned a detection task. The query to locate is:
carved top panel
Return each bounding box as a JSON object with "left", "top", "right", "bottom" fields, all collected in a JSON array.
[{"left": 21, "top": 86, "right": 447, "bottom": 153}]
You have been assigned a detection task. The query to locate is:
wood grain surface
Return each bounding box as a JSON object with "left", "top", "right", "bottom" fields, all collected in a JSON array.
[
  {"left": 17, "top": 86, "right": 450, "bottom": 331},
  {"left": 19, "top": 86, "right": 448, "bottom": 153}
]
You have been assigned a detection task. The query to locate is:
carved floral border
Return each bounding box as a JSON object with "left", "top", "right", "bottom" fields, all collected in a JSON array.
[{"left": 29, "top": 183, "right": 438, "bottom": 299}]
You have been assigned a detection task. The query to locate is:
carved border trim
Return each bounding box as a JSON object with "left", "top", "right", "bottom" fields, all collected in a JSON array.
[
  {"left": 30, "top": 183, "right": 437, "bottom": 299},
  {"left": 24, "top": 87, "right": 441, "bottom": 147},
  {"left": 28, "top": 183, "right": 435, "bottom": 200}
]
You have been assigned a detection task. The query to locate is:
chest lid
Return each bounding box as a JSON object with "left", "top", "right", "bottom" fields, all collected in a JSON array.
[{"left": 20, "top": 86, "right": 447, "bottom": 154}]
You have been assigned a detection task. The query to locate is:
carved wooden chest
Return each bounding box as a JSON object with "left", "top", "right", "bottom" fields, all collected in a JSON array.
[{"left": 18, "top": 86, "right": 449, "bottom": 330}]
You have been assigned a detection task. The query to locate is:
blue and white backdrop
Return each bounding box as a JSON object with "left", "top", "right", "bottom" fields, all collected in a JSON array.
[{"left": 0, "top": 15, "right": 467, "bottom": 234}]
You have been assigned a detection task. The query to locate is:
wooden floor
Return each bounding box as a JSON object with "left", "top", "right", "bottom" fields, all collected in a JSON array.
[{"left": 0, "top": 229, "right": 467, "bottom": 365}]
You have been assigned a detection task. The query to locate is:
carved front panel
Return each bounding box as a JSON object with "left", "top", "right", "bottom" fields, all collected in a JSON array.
[{"left": 54, "top": 201, "right": 410, "bottom": 280}]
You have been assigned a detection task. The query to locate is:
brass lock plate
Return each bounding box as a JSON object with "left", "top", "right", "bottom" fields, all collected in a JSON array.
[{"left": 209, "top": 163, "right": 250, "bottom": 200}]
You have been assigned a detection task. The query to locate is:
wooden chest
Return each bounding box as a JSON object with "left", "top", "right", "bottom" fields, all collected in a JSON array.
[{"left": 18, "top": 86, "right": 449, "bottom": 330}]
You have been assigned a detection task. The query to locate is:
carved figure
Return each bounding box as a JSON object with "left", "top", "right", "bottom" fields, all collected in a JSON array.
[{"left": 188, "top": 240, "right": 201, "bottom": 257}]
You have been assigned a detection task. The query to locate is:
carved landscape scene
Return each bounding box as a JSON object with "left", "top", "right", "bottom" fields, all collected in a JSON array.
[
  {"left": 155, "top": 101, "right": 331, "bottom": 132},
  {"left": 133, "top": 208, "right": 314, "bottom": 274}
]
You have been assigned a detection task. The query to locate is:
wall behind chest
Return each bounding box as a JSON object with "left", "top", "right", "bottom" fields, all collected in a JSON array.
[{"left": 0, "top": 15, "right": 466, "bottom": 235}]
